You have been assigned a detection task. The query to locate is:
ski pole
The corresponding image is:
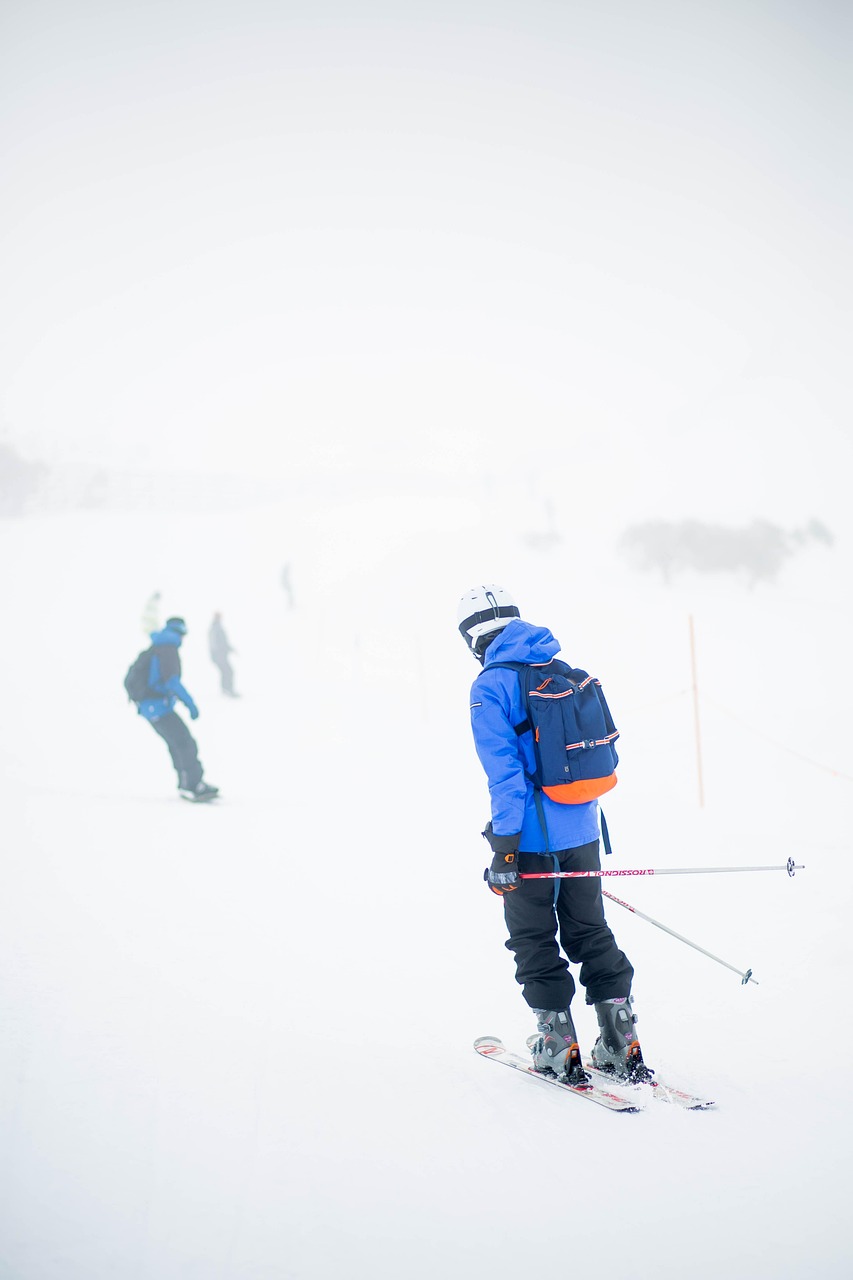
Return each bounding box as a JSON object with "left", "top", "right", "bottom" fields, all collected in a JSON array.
[
  {"left": 520, "top": 856, "right": 804, "bottom": 881},
  {"left": 601, "top": 888, "right": 759, "bottom": 985}
]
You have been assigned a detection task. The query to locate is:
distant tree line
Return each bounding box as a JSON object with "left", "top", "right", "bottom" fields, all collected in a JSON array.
[
  {"left": 0, "top": 441, "right": 47, "bottom": 517},
  {"left": 618, "top": 518, "right": 833, "bottom": 586}
]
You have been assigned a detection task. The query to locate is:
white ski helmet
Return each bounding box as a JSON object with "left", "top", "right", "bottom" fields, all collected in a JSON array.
[{"left": 457, "top": 584, "right": 520, "bottom": 654}]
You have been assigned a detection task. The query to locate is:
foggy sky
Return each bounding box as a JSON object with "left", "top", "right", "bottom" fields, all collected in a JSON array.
[{"left": 1, "top": 1, "right": 850, "bottom": 519}]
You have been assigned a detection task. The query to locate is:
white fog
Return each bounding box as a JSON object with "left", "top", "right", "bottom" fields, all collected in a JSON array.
[{"left": 1, "top": 3, "right": 850, "bottom": 1277}]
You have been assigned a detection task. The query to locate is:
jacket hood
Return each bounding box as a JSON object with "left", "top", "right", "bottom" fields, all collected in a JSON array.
[
  {"left": 482, "top": 618, "right": 560, "bottom": 666},
  {"left": 150, "top": 626, "right": 184, "bottom": 647}
]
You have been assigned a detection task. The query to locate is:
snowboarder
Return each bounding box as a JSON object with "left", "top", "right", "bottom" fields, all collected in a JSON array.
[
  {"left": 134, "top": 616, "right": 218, "bottom": 802},
  {"left": 458, "top": 584, "right": 650, "bottom": 1084},
  {"left": 208, "top": 612, "right": 238, "bottom": 696}
]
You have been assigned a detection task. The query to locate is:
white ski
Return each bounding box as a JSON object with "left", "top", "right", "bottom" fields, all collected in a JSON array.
[
  {"left": 582, "top": 1059, "right": 716, "bottom": 1110},
  {"left": 474, "top": 1037, "right": 641, "bottom": 1112}
]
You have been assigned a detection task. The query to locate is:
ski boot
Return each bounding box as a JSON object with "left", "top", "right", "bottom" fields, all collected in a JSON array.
[
  {"left": 590, "top": 996, "right": 653, "bottom": 1083},
  {"left": 527, "top": 1009, "right": 589, "bottom": 1085},
  {"left": 179, "top": 781, "right": 220, "bottom": 803}
]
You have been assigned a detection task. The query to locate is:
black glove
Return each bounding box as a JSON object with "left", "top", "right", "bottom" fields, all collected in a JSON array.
[
  {"left": 482, "top": 824, "right": 522, "bottom": 895},
  {"left": 482, "top": 822, "right": 520, "bottom": 855},
  {"left": 484, "top": 852, "right": 521, "bottom": 895}
]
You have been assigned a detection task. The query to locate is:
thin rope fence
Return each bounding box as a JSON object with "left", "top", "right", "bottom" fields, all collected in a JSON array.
[
  {"left": 705, "top": 696, "right": 853, "bottom": 783},
  {"left": 621, "top": 685, "right": 852, "bottom": 784}
]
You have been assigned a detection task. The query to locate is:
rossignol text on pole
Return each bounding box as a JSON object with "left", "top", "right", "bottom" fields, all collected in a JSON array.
[
  {"left": 520, "top": 857, "right": 804, "bottom": 881},
  {"left": 600, "top": 888, "right": 759, "bottom": 985}
]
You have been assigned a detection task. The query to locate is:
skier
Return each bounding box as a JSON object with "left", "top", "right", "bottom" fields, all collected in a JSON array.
[
  {"left": 208, "top": 612, "right": 238, "bottom": 696},
  {"left": 136, "top": 616, "right": 219, "bottom": 802},
  {"left": 458, "top": 584, "right": 650, "bottom": 1084}
]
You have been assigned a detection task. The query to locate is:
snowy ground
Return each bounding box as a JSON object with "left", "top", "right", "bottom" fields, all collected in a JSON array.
[{"left": 1, "top": 488, "right": 851, "bottom": 1279}]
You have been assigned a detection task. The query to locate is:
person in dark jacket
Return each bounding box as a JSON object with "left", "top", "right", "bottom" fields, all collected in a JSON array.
[
  {"left": 208, "top": 612, "right": 237, "bottom": 696},
  {"left": 137, "top": 616, "right": 219, "bottom": 802},
  {"left": 458, "top": 584, "right": 650, "bottom": 1085}
]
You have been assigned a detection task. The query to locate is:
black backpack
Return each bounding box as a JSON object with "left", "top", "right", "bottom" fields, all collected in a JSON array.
[{"left": 124, "top": 647, "right": 155, "bottom": 703}]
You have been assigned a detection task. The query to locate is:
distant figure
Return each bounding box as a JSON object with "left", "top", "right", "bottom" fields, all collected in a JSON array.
[
  {"left": 125, "top": 616, "right": 219, "bottom": 803},
  {"left": 208, "top": 612, "right": 238, "bottom": 696},
  {"left": 280, "top": 563, "right": 294, "bottom": 609},
  {"left": 141, "top": 591, "right": 161, "bottom": 636}
]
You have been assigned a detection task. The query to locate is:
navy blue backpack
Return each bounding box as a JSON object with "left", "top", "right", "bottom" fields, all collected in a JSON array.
[{"left": 489, "top": 659, "right": 619, "bottom": 803}]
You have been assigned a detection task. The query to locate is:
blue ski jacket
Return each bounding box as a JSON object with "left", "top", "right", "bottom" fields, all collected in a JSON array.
[
  {"left": 137, "top": 625, "right": 199, "bottom": 723},
  {"left": 468, "top": 619, "right": 601, "bottom": 853}
]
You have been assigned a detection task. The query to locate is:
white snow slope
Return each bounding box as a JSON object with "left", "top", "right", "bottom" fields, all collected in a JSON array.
[{"left": 1, "top": 488, "right": 850, "bottom": 1280}]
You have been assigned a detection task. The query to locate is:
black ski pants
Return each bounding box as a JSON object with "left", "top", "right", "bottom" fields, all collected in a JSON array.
[
  {"left": 149, "top": 712, "right": 203, "bottom": 791},
  {"left": 502, "top": 839, "right": 633, "bottom": 1012}
]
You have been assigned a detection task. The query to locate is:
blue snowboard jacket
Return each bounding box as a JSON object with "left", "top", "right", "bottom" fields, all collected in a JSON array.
[
  {"left": 136, "top": 625, "right": 199, "bottom": 723},
  {"left": 468, "top": 619, "right": 601, "bottom": 854}
]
